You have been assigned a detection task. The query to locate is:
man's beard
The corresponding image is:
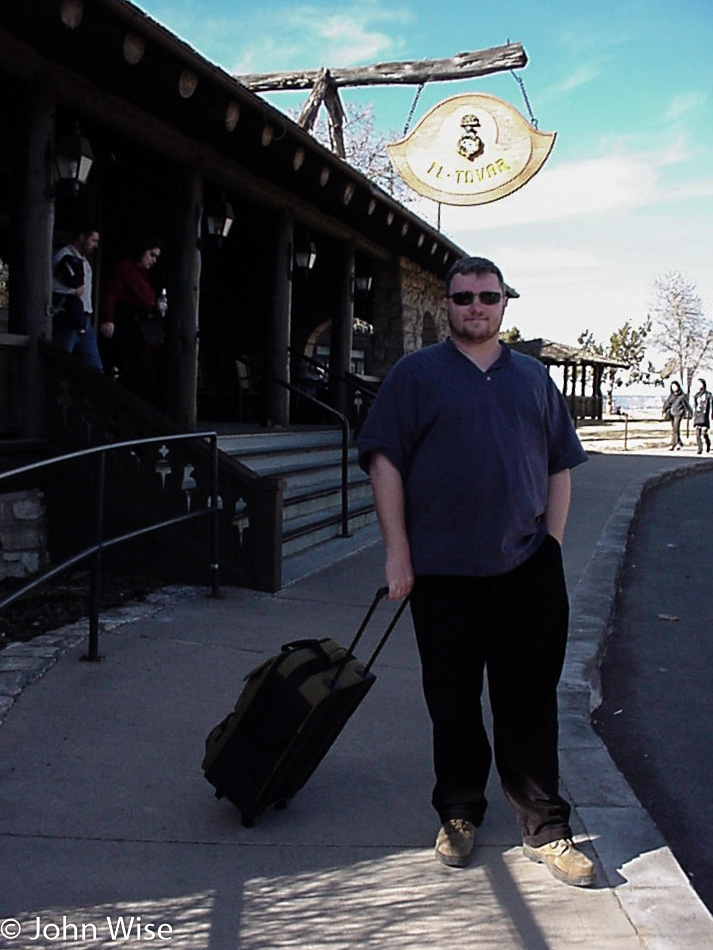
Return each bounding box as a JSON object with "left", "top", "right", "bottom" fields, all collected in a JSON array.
[{"left": 448, "top": 315, "right": 501, "bottom": 346}]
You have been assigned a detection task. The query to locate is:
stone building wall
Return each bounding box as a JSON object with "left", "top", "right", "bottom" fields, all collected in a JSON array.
[
  {"left": 399, "top": 258, "right": 448, "bottom": 354},
  {"left": 368, "top": 258, "right": 448, "bottom": 379},
  {"left": 0, "top": 489, "right": 48, "bottom": 580}
]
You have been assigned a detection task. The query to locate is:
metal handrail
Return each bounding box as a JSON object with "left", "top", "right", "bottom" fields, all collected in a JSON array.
[
  {"left": 239, "top": 355, "right": 351, "bottom": 537},
  {"left": 287, "top": 346, "right": 379, "bottom": 397},
  {"left": 0, "top": 431, "right": 220, "bottom": 661}
]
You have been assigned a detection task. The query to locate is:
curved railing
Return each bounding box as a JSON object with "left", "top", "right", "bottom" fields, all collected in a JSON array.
[{"left": 0, "top": 432, "right": 220, "bottom": 661}]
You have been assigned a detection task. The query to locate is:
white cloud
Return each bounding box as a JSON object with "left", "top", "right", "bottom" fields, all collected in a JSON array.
[
  {"left": 491, "top": 245, "right": 602, "bottom": 273},
  {"left": 231, "top": 2, "right": 411, "bottom": 74},
  {"left": 555, "top": 64, "right": 601, "bottom": 94},
  {"left": 308, "top": 14, "right": 393, "bottom": 65},
  {"left": 437, "top": 153, "right": 658, "bottom": 237},
  {"left": 425, "top": 141, "right": 713, "bottom": 243},
  {"left": 664, "top": 91, "right": 708, "bottom": 122}
]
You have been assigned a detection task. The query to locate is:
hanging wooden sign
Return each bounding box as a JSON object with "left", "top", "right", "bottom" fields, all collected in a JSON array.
[{"left": 387, "top": 92, "right": 556, "bottom": 205}]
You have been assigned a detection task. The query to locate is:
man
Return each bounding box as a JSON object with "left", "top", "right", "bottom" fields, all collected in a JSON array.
[
  {"left": 52, "top": 225, "right": 103, "bottom": 372},
  {"left": 357, "top": 256, "right": 595, "bottom": 887}
]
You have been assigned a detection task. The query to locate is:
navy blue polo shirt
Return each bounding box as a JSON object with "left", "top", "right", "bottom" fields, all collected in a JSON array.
[{"left": 358, "top": 339, "right": 587, "bottom": 577}]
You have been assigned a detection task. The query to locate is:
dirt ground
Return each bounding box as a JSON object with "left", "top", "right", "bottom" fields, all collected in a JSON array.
[
  {"left": 0, "top": 571, "right": 164, "bottom": 650},
  {"left": 575, "top": 414, "right": 674, "bottom": 453}
]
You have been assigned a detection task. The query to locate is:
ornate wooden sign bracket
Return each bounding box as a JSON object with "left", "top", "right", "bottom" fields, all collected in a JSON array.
[{"left": 237, "top": 43, "right": 528, "bottom": 159}]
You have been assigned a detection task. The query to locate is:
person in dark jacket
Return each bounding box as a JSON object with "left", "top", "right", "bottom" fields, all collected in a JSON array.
[
  {"left": 100, "top": 232, "right": 165, "bottom": 403},
  {"left": 693, "top": 378, "right": 713, "bottom": 454},
  {"left": 662, "top": 381, "right": 693, "bottom": 450}
]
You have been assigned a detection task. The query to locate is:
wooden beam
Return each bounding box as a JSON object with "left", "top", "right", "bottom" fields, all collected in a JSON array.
[
  {"left": 297, "top": 68, "right": 331, "bottom": 131},
  {"left": 239, "top": 43, "right": 527, "bottom": 92},
  {"left": 323, "top": 86, "right": 346, "bottom": 159}
]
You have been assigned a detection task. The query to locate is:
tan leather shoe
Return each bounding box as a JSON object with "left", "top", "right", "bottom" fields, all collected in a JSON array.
[
  {"left": 435, "top": 819, "right": 475, "bottom": 868},
  {"left": 523, "top": 838, "right": 596, "bottom": 887}
]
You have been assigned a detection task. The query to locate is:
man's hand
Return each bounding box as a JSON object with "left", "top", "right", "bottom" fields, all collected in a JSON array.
[
  {"left": 369, "top": 450, "right": 414, "bottom": 600},
  {"left": 545, "top": 469, "right": 571, "bottom": 544},
  {"left": 385, "top": 546, "right": 415, "bottom": 600},
  {"left": 99, "top": 322, "right": 114, "bottom": 339}
]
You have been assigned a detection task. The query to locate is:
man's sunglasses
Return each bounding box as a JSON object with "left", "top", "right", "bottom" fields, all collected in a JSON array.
[{"left": 447, "top": 290, "right": 502, "bottom": 306}]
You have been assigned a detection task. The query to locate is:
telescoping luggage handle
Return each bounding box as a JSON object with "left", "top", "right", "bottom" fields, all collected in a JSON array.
[{"left": 330, "top": 586, "right": 410, "bottom": 688}]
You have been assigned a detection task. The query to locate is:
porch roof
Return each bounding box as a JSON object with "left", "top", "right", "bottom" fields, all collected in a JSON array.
[
  {"left": 0, "top": 0, "right": 465, "bottom": 274},
  {"left": 510, "top": 338, "right": 629, "bottom": 370}
]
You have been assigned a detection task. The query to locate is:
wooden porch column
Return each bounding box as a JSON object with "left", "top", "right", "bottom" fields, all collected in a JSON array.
[
  {"left": 168, "top": 164, "right": 202, "bottom": 429},
  {"left": 13, "top": 78, "right": 55, "bottom": 438},
  {"left": 328, "top": 242, "right": 354, "bottom": 416},
  {"left": 594, "top": 365, "right": 604, "bottom": 418},
  {"left": 269, "top": 213, "right": 292, "bottom": 426}
]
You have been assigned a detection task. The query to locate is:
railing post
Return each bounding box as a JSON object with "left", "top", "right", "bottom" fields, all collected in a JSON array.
[
  {"left": 210, "top": 433, "right": 220, "bottom": 597},
  {"left": 85, "top": 450, "right": 106, "bottom": 662},
  {"left": 341, "top": 419, "right": 350, "bottom": 537}
]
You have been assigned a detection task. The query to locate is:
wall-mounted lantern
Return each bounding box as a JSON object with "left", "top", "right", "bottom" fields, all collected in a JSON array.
[
  {"left": 54, "top": 125, "right": 94, "bottom": 196},
  {"left": 351, "top": 274, "right": 373, "bottom": 299},
  {"left": 289, "top": 236, "right": 317, "bottom": 279},
  {"left": 294, "top": 236, "right": 317, "bottom": 271},
  {"left": 204, "top": 194, "right": 234, "bottom": 247}
]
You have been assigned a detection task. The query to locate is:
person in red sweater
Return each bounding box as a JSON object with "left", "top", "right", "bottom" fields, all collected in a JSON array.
[{"left": 100, "top": 233, "right": 165, "bottom": 402}]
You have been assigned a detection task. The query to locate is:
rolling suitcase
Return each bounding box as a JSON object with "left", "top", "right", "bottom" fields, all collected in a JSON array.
[{"left": 202, "top": 586, "right": 409, "bottom": 826}]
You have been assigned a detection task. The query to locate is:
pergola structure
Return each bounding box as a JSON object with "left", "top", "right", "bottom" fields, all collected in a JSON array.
[{"left": 509, "top": 339, "right": 628, "bottom": 420}]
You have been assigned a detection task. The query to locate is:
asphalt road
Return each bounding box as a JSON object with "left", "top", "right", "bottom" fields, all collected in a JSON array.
[{"left": 592, "top": 466, "right": 713, "bottom": 913}]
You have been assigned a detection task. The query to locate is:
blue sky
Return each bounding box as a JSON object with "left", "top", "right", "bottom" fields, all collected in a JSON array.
[{"left": 135, "top": 0, "right": 713, "bottom": 354}]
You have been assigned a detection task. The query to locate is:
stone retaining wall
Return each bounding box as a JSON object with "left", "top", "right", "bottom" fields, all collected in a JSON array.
[{"left": 0, "top": 489, "right": 48, "bottom": 580}]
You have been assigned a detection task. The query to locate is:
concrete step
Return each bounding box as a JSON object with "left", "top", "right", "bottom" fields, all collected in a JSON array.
[
  {"left": 281, "top": 459, "right": 364, "bottom": 491},
  {"left": 282, "top": 498, "right": 378, "bottom": 557},
  {"left": 233, "top": 447, "right": 354, "bottom": 478},
  {"left": 284, "top": 475, "right": 373, "bottom": 521},
  {"left": 217, "top": 427, "right": 375, "bottom": 562},
  {"left": 218, "top": 427, "right": 342, "bottom": 459}
]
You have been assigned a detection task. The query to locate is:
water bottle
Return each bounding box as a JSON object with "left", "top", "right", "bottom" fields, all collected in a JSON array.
[{"left": 156, "top": 288, "right": 168, "bottom": 317}]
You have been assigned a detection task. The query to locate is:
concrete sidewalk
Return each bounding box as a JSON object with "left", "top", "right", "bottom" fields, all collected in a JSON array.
[{"left": 1, "top": 450, "right": 713, "bottom": 949}]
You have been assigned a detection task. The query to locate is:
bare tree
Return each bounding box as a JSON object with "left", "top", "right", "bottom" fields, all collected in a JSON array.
[
  {"left": 288, "top": 102, "right": 412, "bottom": 202},
  {"left": 650, "top": 271, "right": 713, "bottom": 389}
]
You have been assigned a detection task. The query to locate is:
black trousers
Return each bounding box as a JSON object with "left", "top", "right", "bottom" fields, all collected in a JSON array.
[
  {"left": 695, "top": 425, "right": 711, "bottom": 452},
  {"left": 410, "top": 535, "right": 572, "bottom": 847},
  {"left": 670, "top": 415, "right": 684, "bottom": 448}
]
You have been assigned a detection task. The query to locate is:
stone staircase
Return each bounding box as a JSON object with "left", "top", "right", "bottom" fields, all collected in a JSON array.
[{"left": 217, "top": 427, "right": 376, "bottom": 558}]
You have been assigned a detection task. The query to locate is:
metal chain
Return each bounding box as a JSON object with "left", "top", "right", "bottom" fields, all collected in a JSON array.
[
  {"left": 510, "top": 70, "right": 538, "bottom": 129},
  {"left": 403, "top": 82, "right": 426, "bottom": 136}
]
